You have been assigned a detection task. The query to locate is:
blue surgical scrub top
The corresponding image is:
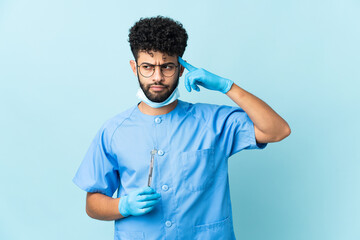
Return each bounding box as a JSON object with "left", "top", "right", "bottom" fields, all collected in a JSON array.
[{"left": 73, "top": 100, "right": 267, "bottom": 240}]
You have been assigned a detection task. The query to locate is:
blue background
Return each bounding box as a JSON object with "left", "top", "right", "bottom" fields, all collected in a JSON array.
[{"left": 1, "top": 0, "right": 359, "bottom": 239}]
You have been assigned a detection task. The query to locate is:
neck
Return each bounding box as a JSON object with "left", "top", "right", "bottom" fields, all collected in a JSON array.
[{"left": 138, "top": 100, "right": 178, "bottom": 116}]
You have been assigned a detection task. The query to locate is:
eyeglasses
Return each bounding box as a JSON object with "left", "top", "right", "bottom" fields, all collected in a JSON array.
[{"left": 137, "top": 62, "right": 179, "bottom": 78}]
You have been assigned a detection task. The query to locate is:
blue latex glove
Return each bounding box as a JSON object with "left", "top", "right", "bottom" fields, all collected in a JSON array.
[
  {"left": 118, "top": 187, "right": 161, "bottom": 217},
  {"left": 178, "top": 57, "right": 233, "bottom": 93}
]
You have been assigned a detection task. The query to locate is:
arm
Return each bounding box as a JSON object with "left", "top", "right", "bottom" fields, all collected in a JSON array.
[
  {"left": 226, "top": 84, "right": 291, "bottom": 143},
  {"left": 86, "top": 187, "right": 161, "bottom": 221},
  {"left": 86, "top": 192, "right": 123, "bottom": 220},
  {"left": 178, "top": 57, "right": 291, "bottom": 143}
]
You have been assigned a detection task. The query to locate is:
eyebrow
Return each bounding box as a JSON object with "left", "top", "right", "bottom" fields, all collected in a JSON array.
[{"left": 140, "top": 62, "right": 176, "bottom": 65}]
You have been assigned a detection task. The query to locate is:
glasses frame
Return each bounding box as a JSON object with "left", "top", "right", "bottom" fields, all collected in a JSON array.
[{"left": 136, "top": 62, "right": 180, "bottom": 78}]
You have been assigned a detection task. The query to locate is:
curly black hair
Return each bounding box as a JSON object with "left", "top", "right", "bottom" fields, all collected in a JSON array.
[{"left": 128, "top": 16, "right": 188, "bottom": 60}]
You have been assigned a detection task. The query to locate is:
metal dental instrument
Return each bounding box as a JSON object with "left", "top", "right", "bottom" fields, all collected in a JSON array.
[{"left": 148, "top": 149, "right": 157, "bottom": 187}]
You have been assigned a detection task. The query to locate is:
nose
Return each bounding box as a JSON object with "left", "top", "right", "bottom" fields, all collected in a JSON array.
[{"left": 152, "top": 66, "right": 164, "bottom": 82}]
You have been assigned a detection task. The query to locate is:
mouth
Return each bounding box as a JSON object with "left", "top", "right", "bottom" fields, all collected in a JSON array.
[{"left": 150, "top": 85, "right": 167, "bottom": 92}]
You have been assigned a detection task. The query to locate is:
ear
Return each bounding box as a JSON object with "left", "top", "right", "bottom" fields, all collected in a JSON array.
[
  {"left": 130, "top": 60, "right": 137, "bottom": 76},
  {"left": 179, "top": 65, "right": 185, "bottom": 77}
]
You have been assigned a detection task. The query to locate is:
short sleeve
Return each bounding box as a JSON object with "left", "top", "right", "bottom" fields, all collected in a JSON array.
[
  {"left": 73, "top": 126, "right": 119, "bottom": 197},
  {"left": 212, "top": 105, "right": 267, "bottom": 157}
]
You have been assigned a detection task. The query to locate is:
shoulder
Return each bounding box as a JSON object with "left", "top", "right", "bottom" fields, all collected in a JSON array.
[
  {"left": 97, "top": 105, "right": 138, "bottom": 140},
  {"left": 180, "top": 100, "right": 243, "bottom": 118},
  {"left": 179, "top": 100, "right": 250, "bottom": 131}
]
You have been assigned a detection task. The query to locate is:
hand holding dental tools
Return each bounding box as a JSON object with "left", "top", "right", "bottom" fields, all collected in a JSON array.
[
  {"left": 148, "top": 149, "right": 157, "bottom": 187},
  {"left": 118, "top": 186, "right": 161, "bottom": 217},
  {"left": 118, "top": 149, "right": 160, "bottom": 217}
]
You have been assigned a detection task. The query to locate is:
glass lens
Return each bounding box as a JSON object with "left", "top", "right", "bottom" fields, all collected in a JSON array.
[
  {"left": 161, "top": 63, "right": 176, "bottom": 77},
  {"left": 139, "top": 63, "right": 154, "bottom": 77}
]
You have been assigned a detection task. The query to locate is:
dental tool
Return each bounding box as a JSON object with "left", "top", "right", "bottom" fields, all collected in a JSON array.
[{"left": 148, "top": 149, "right": 157, "bottom": 187}]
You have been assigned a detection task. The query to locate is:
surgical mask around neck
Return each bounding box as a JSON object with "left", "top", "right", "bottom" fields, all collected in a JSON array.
[{"left": 136, "top": 87, "right": 180, "bottom": 108}]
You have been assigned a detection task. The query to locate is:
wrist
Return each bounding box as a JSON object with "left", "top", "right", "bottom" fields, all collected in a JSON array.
[
  {"left": 118, "top": 195, "right": 130, "bottom": 217},
  {"left": 220, "top": 78, "right": 234, "bottom": 94}
]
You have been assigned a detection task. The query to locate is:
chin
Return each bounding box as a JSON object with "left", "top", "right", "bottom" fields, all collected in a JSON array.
[
  {"left": 146, "top": 91, "right": 171, "bottom": 102},
  {"left": 149, "top": 95, "right": 169, "bottom": 102}
]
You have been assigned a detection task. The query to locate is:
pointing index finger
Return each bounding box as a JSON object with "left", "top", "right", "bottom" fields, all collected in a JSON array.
[{"left": 178, "top": 56, "right": 197, "bottom": 71}]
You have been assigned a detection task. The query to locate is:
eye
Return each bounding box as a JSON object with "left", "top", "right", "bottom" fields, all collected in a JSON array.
[
  {"left": 141, "top": 64, "right": 153, "bottom": 70},
  {"left": 162, "top": 64, "right": 175, "bottom": 70}
]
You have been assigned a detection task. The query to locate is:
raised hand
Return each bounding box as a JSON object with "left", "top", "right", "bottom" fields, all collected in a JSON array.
[{"left": 178, "top": 57, "right": 233, "bottom": 93}]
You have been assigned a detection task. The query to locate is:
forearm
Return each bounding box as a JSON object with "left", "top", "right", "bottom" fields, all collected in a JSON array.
[
  {"left": 226, "top": 83, "right": 291, "bottom": 142},
  {"left": 86, "top": 192, "right": 123, "bottom": 221}
]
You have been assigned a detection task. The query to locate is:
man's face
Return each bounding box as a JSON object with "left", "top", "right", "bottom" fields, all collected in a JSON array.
[{"left": 130, "top": 51, "right": 184, "bottom": 103}]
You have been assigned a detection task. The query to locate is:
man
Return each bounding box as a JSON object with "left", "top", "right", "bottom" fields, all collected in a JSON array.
[{"left": 73, "top": 16, "right": 290, "bottom": 239}]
